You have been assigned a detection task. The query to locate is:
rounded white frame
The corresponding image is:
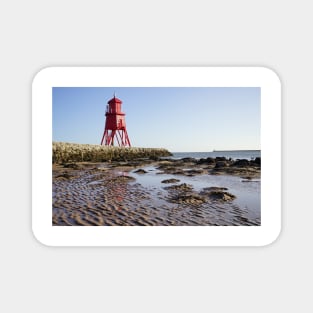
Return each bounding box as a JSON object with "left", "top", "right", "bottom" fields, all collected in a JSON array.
[{"left": 32, "top": 67, "right": 281, "bottom": 246}]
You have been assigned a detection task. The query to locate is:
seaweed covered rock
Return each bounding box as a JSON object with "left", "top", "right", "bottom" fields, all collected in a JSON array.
[
  {"left": 164, "top": 183, "right": 193, "bottom": 192},
  {"left": 108, "top": 175, "right": 136, "bottom": 183},
  {"left": 133, "top": 168, "right": 148, "bottom": 174},
  {"left": 199, "top": 187, "right": 235, "bottom": 201},
  {"left": 170, "top": 194, "right": 206, "bottom": 204},
  {"left": 161, "top": 178, "right": 180, "bottom": 184},
  {"left": 201, "top": 187, "right": 228, "bottom": 194},
  {"left": 231, "top": 159, "right": 250, "bottom": 167},
  {"left": 214, "top": 161, "right": 228, "bottom": 168},
  {"left": 197, "top": 157, "right": 216, "bottom": 165},
  {"left": 250, "top": 157, "right": 261, "bottom": 166},
  {"left": 208, "top": 191, "right": 236, "bottom": 201},
  {"left": 181, "top": 157, "right": 197, "bottom": 163},
  {"left": 215, "top": 156, "right": 227, "bottom": 162},
  {"left": 55, "top": 172, "right": 73, "bottom": 180},
  {"left": 184, "top": 169, "right": 205, "bottom": 176},
  {"left": 62, "top": 163, "right": 80, "bottom": 169}
]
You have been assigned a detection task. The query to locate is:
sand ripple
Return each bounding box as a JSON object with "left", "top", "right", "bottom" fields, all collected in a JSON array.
[{"left": 53, "top": 165, "right": 260, "bottom": 226}]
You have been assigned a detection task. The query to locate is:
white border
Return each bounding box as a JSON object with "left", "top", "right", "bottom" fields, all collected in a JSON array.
[{"left": 32, "top": 67, "right": 281, "bottom": 246}]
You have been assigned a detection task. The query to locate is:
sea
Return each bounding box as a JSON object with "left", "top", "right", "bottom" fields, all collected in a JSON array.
[{"left": 170, "top": 150, "right": 261, "bottom": 161}]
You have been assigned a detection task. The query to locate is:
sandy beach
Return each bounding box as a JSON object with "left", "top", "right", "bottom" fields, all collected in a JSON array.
[{"left": 53, "top": 157, "right": 261, "bottom": 226}]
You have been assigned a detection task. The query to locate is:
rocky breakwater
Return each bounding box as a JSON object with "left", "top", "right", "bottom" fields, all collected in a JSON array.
[{"left": 53, "top": 141, "right": 172, "bottom": 164}]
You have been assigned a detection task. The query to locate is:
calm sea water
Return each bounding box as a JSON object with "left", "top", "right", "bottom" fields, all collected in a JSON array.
[{"left": 171, "top": 150, "right": 261, "bottom": 160}]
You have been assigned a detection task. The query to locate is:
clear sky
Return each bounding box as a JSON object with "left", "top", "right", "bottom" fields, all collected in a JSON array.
[{"left": 52, "top": 87, "right": 260, "bottom": 152}]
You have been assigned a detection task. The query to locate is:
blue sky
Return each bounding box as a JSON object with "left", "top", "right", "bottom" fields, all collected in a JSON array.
[{"left": 52, "top": 87, "right": 260, "bottom": 152}]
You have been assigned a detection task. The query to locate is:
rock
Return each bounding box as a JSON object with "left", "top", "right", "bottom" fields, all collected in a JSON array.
[
  {"left": 201, "top": 186, "right": 228, "bottom": 193},
  {"left": 232, "top": 159, "right": 250, "bottom": 167},
  {"left": 149, "top": 155, "right": 160, "bottom": 161},
  {"left": 197, "top": 158, "right": 207, "bottom": 164},
  {"left": 110, "top": 175, "right": 136, "bottom": 183},
  {"left": 161, "top": 179, "right": 180, "bottom": 184},
  {"left": 215, "top": 157, "right": 227, "bottom": 162},
  {"left": 241, "top": 176, "right": 252, "bottom": 180},
  {"left": 206, "top": 157, "right": 216, "bottom": 164},
  {"left": 164, "top": 183, "right": 193, "bottom": 192},
  {"left": 241, "top": 179, "right": 259, "bottom": 183},
  {"left": 197, "top": 157, "right": 215, "bottom": 165},
  {"left": 97, "top": 167, "right": 109, "bottom": 171},
  {"left": 214, "top": 161, "right": 228, "bottom": 168},
  {"left": 172, "top": 169, "right": 185, "bottom": 175},
  {"left": 250, "top": 157, "right": 261, "bottom": 166},
  {"left": 62, "top": 163, "right": 80, "bottom": 169},
  {"left": 207, "top": 190, "right": 236, "bottom": 201},
  {"left": 134, "top": 168, "right": 148, "bottom": 174},
  {"left": 170, "top": 193, "right": 206, "bottom": 204},
  {"left": 56, "top": 172, "right": 72, "bottom": 179},
  {"left": 184, "top": 169, "right": 204, "bottom": 176},
  {"left": 181, "top": 157, "right": 197, "bottom": 163}
]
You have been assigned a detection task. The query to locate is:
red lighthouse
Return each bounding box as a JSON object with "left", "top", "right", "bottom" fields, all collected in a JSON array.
[{"left": 100, "top": 94, "right": 131, "bottom": 147}]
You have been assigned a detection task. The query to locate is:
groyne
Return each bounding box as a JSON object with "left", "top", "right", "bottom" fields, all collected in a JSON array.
[{"left": 52, "top": 142, "right": 172, "bottom": 164}]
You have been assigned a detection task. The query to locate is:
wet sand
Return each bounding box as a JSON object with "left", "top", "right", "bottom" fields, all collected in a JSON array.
[{"left": 53, "top": 160, "right": 261, "bottom": 226}]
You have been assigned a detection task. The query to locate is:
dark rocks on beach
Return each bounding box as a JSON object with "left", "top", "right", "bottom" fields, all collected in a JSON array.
[
  {"left": 172, "top": 169, "right": 186, "bottom": 175},
  {"left": 214, "top": 161, "right": 228, "bottom": 168},
  {"left": 197, "top": 157, "right": 215, "bottom": 165},
  {"left": 164, "top": 182, "right": 209, "bottom": 204},
  {"left": 199, "top": 187, "right": 235, "bottom": 202},
  {"left": 208, "top": 191, "right": 236, "bottom": 201},
  {"left": 215, "top": 156, "right": 227, "bottom": 162},
  {"left": 148, "top": 155, "right": 160, "bottom": 161},
  {"left": 134, "top": 168, "right": 148, "bottom": 174},
  {"left": 55, "top": 172, "right": 72, "bottom": 180},
  {"left": 201, "top": 186, "right": 228, "bottom": 193},
  {"left": 197, "top": 158, "right": 206, "bottom": 164},
  {"left": 156, "top": 160, "right": 205, "bottom": 176},
  {"left": 170, "top": 194, "right": 206, "bottom": 204},
  {"left": 156, "top": 165, "right": 186, "bottom": 175},
  {"left": 109, "top": 175, "right": 136, "bottom": 183},
  {"left": 161, "top": 178, "right": 180, "bottom": 184},
  {"left": 184, "top": 169, "right": 205, "bottom": 176},
  {"left": 181, "top": 157, "right": 197, "bottom": 163},
  {"left": 241, "top": 179, "right": 259, "bottom": 183},
  {"left": 156, "top": 164, "right": 177, "bottom": 170},
  {"left": 154, "top": 156, "right": 261, "bottom": 178},
  {"left": 250, "top": 157, "right": 261, "bottom": 166},
  {"left": 62, "top": 163, "right": 80, "bottom": 169},
  {"left": 208, "top": 156, "right": 261, "bottom": 177},
  {"left": 111, "top": 159, "right": 153, "bottom": 168},
  {"left": 231, "top": 159, "right": 250, "bottom": 167},
  {"left": 164, "top": 183, "right": 193, "bottom": 192},
  {"left": 207, "top": 157, "right": 216, "bottom": 163}
]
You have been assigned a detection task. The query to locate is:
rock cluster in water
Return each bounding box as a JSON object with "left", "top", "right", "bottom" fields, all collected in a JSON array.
[
  {"left": 163, "top": 183, "right": 236, "bottom": 205},
  {"left": 156, "top": 156, "right": 261, "bottom": 178}
]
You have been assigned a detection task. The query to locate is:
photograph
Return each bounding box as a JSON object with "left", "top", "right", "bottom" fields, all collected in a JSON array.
[{"left": 52, "top": 86, "right": 261, "bottom": 226}]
